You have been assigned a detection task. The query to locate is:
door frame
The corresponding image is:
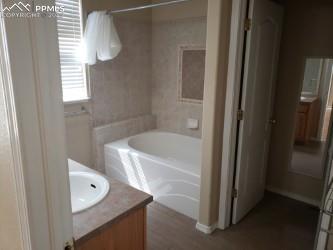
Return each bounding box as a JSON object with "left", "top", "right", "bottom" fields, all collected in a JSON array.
[
  {"left": 318, "top": 59, "right": 333, "bottom": 141},
  {"left": 0, "top": 0, "right": 73, "bottom": 248},
  {"left": 218, "top": 0, "right": 248, "bottom": 229},
  {"left": 0, "top": 7, "right": 31, "bottom": 249}
]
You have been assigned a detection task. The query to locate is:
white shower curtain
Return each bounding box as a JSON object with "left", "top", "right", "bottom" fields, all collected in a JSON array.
[{"left": 84, "top": 11, "right": 122, "bottom": 65}]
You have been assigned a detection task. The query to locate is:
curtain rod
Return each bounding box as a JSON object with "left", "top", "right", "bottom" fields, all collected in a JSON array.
[{"left": 106, "top": 0, "right": 192, "bottom": 14}]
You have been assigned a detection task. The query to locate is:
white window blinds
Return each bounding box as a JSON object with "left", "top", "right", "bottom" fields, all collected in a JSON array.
[{"left": 55, "top": 0, "right": 88, "bottom": 102}]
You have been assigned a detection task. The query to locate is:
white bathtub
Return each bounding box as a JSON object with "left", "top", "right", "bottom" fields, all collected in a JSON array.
[{"left": 104, "top": 131, "right": 201, "bottom": 219}]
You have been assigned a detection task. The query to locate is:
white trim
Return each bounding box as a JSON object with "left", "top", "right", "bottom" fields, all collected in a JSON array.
[
  {"left": 0, "top": 3, "right": 32, "bottom": 249},
  {"left": 196, "top": 222, "right": 217, "bottom": 234},
  {"left": 177, "top": 45, "right": 206, "bottom": 104},
  {"left": 266, "top": 186, "right": 320, "bottom": 207},
  {"left": 64, "top": 97, "right": 91, "bottom": 106},
  {"left": 318, "top": 59, "right": 333, "bottom": 141},
  {"left": 218, "top": 0, "right": 248, "bottom": 230},
  {"left": 3, "top": 1, "right": 73, "bottom": 248},
  {"left": 28, "top": 13, "right": 73, "bottom": 249}
]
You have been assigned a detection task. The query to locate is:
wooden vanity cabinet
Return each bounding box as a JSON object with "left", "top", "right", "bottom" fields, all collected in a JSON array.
[
  {"left": 75, "top": 207, "right": 147, "bottom": 250},
  {"left": 295, "top": 99, "right": 319, "bottom": 143}
]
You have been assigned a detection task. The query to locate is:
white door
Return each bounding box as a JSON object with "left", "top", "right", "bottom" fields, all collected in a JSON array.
[
  {"left": 1, "top": 4, "right": 74, "bottom": 249},
  {"left": 232, "top": 0, "right": 283, "bottom": 224}
]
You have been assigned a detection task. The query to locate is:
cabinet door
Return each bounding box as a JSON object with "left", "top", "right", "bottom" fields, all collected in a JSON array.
[
  {"left": 76, "top": 208, "right": 146, "bottom": 250},
  {"left": 295, "top": 112, "right": 307, "bottom": 142}
]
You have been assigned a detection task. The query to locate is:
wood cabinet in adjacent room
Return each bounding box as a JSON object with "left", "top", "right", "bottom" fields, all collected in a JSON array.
[{"left": 295, "top": 98, "right": 319, "bottom": 144}]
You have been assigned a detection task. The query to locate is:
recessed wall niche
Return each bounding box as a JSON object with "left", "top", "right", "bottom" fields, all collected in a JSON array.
[{"left": 178, "top": 45, "right": 206, "bottom": 104}]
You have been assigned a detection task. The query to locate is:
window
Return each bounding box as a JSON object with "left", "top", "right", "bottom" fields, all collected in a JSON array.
[{"left": 55, "top": 0, "right": 88, "bottom": 102}]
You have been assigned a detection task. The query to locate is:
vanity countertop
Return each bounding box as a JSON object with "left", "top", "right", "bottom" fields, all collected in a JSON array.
[{"left": 69, "top": 160, "right": 153, "bottom": 245}]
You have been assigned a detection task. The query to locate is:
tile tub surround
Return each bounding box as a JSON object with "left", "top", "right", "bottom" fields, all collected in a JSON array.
[
  {"left": 93, "top": 114, "right": 156, "bottom": 173},
  {"left": 152, "top": 17, "right": 207, "bottom": 138},
  {"left": 90, "top": 17, "right": 207, "bottom": 172},
  {"left": 70, "top": 160, "right": 153, "bottom": 245},
  {"left": 90, "top": 18, "right": 152, "bottom": 128}
]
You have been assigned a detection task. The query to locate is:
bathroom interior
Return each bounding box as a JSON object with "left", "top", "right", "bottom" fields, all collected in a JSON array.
[
  {"left": 2, "top": 0, "right": 333, "bottom": 249},
  {"left": 63, "top": 0, "right": 208, "bottom": 248},
  {"left": 63, "top": 0, "right": 333, "bottom": 249}
]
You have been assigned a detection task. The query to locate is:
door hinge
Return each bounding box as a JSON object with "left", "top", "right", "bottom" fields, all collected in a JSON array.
[
  {"left": 237, "top": 109, "right": 244, "bottom": 121},
  {"left": 232, "top": 188, "right": 238, "bottom": 198},
  {"left": 64, "top": 238, "right": 75, "bottom": 250},
  {"left": 244, "top": 18, "right": 252, "bottom": 31}
]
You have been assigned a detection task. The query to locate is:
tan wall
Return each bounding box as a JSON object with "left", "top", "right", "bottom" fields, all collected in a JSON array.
[
  {"left": 267, "top": 1, "right": 333, "bottom": 202},
  {"left": 65, "top": 103, "right": 92, "bottom": 167},
  {"left": 199, "top": 0, "right": 232, "bottom": 226},
  {"left": 82, "top": 0, "right": 151, "bottom": 21},
  {"left": 84, "top": 0, "right": 207, "bottom": 21},
  {"left": 327, "top": 230, "right": 333, "bottom": 249},
  {"left": 152, "top": 0, "right": 207, "bottom": 22},
  {"left": 0, "top": 73, "right": 23, "bottom": 249}
]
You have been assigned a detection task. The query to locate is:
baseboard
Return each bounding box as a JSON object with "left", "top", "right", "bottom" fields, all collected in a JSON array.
[
  {"left": 266, "top": 186, "right": 321, "bottom": 207},
  {"left": 196, "top": 222, "right": 217, "bottom": 234}
]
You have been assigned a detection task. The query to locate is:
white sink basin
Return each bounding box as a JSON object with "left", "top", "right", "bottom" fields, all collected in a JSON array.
[{"left": 69, "top": 171, "right": 110, "bottom": 213}]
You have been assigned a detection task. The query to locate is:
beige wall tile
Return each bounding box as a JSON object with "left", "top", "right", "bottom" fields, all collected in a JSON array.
[
  {"left": 93, "top": 115, "right": 156, "bottom": 172},
  {"left": 91, "top": 18, "right": 152, "bottom": 128},
  {"left": 152, "top": 17, "right": 207, "bottom": 138},
  {"left": 78, "top": 1, "right": 208, "bottom": 172}
]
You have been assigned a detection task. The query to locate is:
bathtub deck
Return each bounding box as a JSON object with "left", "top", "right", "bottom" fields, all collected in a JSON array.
[{"left": 147, "top": 192, "right": 318, "bottom": 250}]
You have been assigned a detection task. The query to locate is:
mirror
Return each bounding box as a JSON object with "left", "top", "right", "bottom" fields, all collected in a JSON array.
[
  {"left": 289, "top": 57, "right": 333, "bottom": 179},
  {"left": 178, "top": 46, "right": 206, "bottom": 103},
  {"left": 301, "top": 58, "right": 323, "bottom": 96}
]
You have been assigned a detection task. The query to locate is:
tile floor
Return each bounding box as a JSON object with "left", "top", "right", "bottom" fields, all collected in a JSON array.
[{"left": 147, "top": 192, "right": 319, "bottom": 250}]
